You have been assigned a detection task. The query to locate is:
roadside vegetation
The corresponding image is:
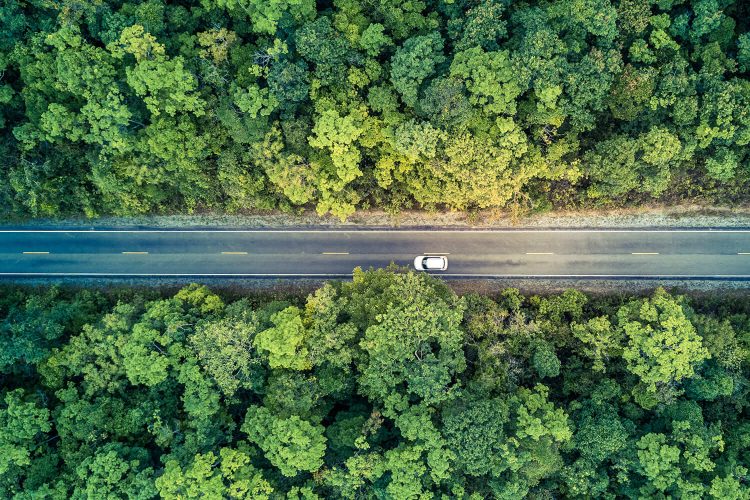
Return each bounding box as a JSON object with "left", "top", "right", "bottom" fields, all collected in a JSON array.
[
  {"left": 2, "top": 0, "right": 750, "bottom": 220},
  {"left": 2, "top": 269, "right": 750, "bottom": 498}
]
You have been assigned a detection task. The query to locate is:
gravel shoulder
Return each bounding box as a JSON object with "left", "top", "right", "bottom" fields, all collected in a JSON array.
[
  {"left": 3, "top": 276, "right": 749, "bottom": 295},
  {"left": 6, "top": 203, "right": 750, "bottom": 229}
]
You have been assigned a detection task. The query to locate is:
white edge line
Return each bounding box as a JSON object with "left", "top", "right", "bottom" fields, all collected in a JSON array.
[
  {"left": 0, "top": 273, "right": 353, "bottom": 277},
  {"left": 3, "top": 229, "right": 750, "bottom": 233},
  {"left": 1, "top": 273, "right": 750, "bottom": 278}
]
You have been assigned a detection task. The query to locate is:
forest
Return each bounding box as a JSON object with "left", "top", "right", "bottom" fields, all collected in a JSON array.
[
  {"left": 2, "top": 269, "right": 750, "bottom": 498},
  {"left": 1, "top": 0, "right": 750, "bottom": 219}
]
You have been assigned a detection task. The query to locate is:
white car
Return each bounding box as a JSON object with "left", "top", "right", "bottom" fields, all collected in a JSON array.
[{"left": 413, "top": 255, "right": 448, "bottom": 271}]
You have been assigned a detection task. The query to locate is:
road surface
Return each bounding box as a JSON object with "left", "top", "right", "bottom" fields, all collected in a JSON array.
[{"left": 3, "top": 229, "right": 750, "bottom": 279}]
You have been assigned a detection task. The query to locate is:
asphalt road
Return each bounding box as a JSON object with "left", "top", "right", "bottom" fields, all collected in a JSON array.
[{"left": 3, "top": 229, "right": 750, "bottom": 279}]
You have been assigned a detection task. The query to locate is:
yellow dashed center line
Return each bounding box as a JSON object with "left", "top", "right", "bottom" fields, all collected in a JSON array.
[
  {"left": 221, "top": 251, "right": 249, "bottom": 255},
  {"left": 322, "top": 252, "right": 349, "bottom": 255},
  {"left": 632, "top": 252, "right": 659, "bottom": 255},
  {"left": 22, "top": 251, "right": 49, "bottom": 254},
  {"left": 122, "top": 251, "right": 149, "bottom": 255}
]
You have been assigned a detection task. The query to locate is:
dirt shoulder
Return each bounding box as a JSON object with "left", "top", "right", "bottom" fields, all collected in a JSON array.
[
  {"left": 3, "top": 277, "right": 749, "bottom": 295},
  {"left": 5, "top": 203, "right": 750, "bottom": 229}
]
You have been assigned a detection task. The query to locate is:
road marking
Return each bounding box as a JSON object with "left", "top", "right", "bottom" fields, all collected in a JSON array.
[
  {"left": 322, "top": 252, "right": 349, "bottom": 255},
  {"left": 738, "top": 253, "right": 750, "bottom": 255},
  {"left": 22, "top": 251, "right": 49, "bottom": 254},
  {"left": 1, "top": 273, "right": 749, "bottom": 279},
  {"left": 424, "top": 252, "right": 450, "bottom": 255},
  {"left": 3, "top": 229, "right": 750, "bottom": 233},
  {"left": 632, "top": 252, "right": 659, "bottom": 255},
  {"left": 122, "top": 251, "right": 148, "bottom": 255},
  {"left": 526, "top": 252, "right": 554, "bottom": 255},
  {"left": 0, "top": 272, "right": 354, "bottom": 277},
  {"left": 221, "top": 251, "right": 248, "bottom": 255}
]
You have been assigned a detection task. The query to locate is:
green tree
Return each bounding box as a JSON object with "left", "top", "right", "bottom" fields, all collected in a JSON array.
[
  {"left": 705, "top": 147, "right": 739, "bottom": 182},
  {"left": 390, "top": 33, "right": 445, "bottom": 107},
  {"left": 359, "top": 23, "right": 392, "bottom": 57},
  {"left": 441, "top": 397, "right": 511, "bottom": 476},
  {"left": 0, "top": 389, "right": 51, "bottom": 475},
  {"left": 572, "top": 316, "right": 622, "bottom": 372},
  {"left": 0, "top": 288, "right": 104, "bottom": 373},
  {"left": 294, "top": 17, "right": 350, "bottom": 87},
  {"left": 157, "top": 448, "right": 273, "bottom": 499},
  {"left": 636, "top": 433, "right": 682, "bottom": 492},
  {"left": 617, "top": 288, "right": 709, "bottom": 407},
  {"left": 357, "top": 272, "right": 466, "bottom": 413},
  {"left": 203, "top": 0, "right": 315, "bottom": 35},
  {"left": 449, "top": 46, "right": 527, "bottom": 117},
  {"left": 739, "top": 33, "right": 750, "bottom": 73},
  {"left": 417, "top": 77, "right": 475, "bottom": 131},
  {"left": 448, "top": 0, "right": 507, "bottom": 52},
  {"left": 573, "top": 405, "right": 628, "bottom": 464},
  {"left": 254, "top": 306, "right": 312, "bottom": 371},
  {"left": 109, "top": 25, "right": 205, "bottom": 118},
  {"left": 394, "top": 130, "right": 529, "bottom": 210},
  {"left": 241, "top": 406, "right": 326, "bottom": 477},
  {"left": 73, "top": 444, "right": 157, "bottom": 499},
  {"left": 585, "top": 127, "right": 681, "bottom": 199},
  {"left": 634, "top": 403, "right": 724, "bottom": 497},
  {"left": 190, "top": 312, "right": 264, "bottom": 398},
  {"left": 532, "top": 342, "right": 561, "bottom": 379}
]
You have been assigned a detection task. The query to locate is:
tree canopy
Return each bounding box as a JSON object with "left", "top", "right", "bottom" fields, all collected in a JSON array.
[
  {"left": 2, "top": 272, "right": 750, "bottom": 497},
  {"left": 2, "top": 0, "right": 750, "bottom": 219}
]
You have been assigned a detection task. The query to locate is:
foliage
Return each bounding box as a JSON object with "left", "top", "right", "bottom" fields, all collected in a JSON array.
[
  {"left": 4, "top": 0, "right": 750, "bottom": 219},
  {"left": 617, "top": 288, "right": 710, "bottom": 406},
  {"left": 1, "top": 275, "right": 749, "bottom": 497}
]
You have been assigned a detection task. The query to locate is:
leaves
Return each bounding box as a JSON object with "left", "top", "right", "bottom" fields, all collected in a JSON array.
[
  {"left": 618, "top": 288, "right": 710, "bottom": 406},
  {"left": 0, "top": 390, "right": 51, "bottom": 475},
  {"left": 450, "top": 47, "right": 526, "bottom": 117},
  {"left": 390, "top": 32, "right": 445, "bottom": 108},
  {"left": 254, "top": 306, "right": 312, "bottom": 371},
  {"left": 157, "top": 448, "right": 273, "bottom": 499},
  {"left": 357, "top": 272, "right": 466, "bottom": 412},
  {"left": 241, "top": 406, "right": 326, "bottom": 477},
  {"left": 1, "top": 276, "right": 750, "bottom": 497},
  {"left": 4, "top": 0, "right": 750, "bottom": 218}
]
